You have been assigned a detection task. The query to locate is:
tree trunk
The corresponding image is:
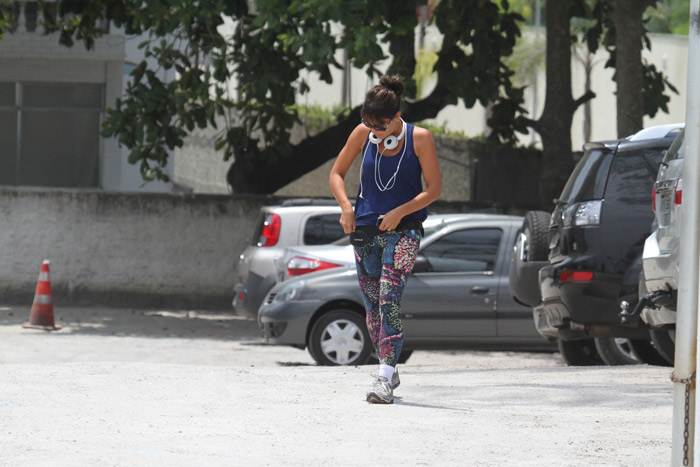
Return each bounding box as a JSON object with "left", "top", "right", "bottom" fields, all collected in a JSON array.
[
  {"left": 613, "top": 0, "right": 647, "bottom": 138},
  {"left": 535, "top": 0, "right": 576, "bottom": 210}
]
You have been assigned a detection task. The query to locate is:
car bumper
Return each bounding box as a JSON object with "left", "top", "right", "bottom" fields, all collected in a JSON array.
[
  {"left": 532, "top": 304, "right": 558, "bottom": 340},
  {"left": 233, "top": 271, "right": 276, "bottom": 319},
  {"left": 642, "top": 231, "right": 678, "bottom": 292},
  {"left": 641, "top": 307, "right": 676, "bottom": 328},
  {"left": 537, "top": 262, "right": 649, "bottom": 340},
  {"left": 258, "top": 299, "right": 322, "bottom": 345}
]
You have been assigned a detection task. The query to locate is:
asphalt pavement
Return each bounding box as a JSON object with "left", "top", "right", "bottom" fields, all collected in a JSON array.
[{"left": 0, "top": 305, "right": 673, "bottom": 466}]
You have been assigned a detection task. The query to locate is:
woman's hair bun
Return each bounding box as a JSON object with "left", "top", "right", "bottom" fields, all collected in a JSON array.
[{"left": 379, "top": 75, "right": 404, "bottom": 98}]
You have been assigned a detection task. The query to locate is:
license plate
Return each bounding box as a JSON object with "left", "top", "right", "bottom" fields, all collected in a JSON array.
[{"left": 660, "top": 195, "right": 672, "bottom": 212}]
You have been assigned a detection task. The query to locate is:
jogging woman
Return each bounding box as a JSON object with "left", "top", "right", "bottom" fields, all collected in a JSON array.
[{"left": 329, "top": 75, "right": 441, "bottom": 404}]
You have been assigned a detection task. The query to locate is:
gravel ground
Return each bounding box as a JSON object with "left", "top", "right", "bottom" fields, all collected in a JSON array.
[{"left": 0, "top": 305, "right": 673, "bottom": 466}]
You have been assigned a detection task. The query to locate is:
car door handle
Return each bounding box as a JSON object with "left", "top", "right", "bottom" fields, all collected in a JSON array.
[{"left": 470, "top": 286, "right": 489, "bottom": 295}]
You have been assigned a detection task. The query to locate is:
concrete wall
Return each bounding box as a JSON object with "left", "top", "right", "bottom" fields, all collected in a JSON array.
[
  {"left": 0, "top": 187, "right": 530, "bottom": 310},
  {"left": 0, "top": 187, "right": 266, "bottom": 309}
]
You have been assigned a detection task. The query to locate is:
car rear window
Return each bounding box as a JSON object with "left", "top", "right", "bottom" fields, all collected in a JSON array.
[
  {"left": 303, "top": 213, "right": 345, "bottom": 245},
  {"left": 559, "top": 147, "right": 615, "bottom": 203},
  {"left": 604, "top": 150, "right": 663, "bottom": 203}
]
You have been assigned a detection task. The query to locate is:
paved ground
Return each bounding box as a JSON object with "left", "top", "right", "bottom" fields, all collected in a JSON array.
[{"left": 0, "top": 305, "right": 673, "bottom": 466}]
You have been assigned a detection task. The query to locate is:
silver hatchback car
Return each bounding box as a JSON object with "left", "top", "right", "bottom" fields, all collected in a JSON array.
[
  {"left": 234, "top": 199, "right": 345, "bottom": 318},
  {"left": 638, "top": 127, "right": 685, "bottom": 364}
]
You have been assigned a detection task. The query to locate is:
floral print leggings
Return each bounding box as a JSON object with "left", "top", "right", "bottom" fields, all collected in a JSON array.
[{"left": 353, "top": 229, "right": 421, "bottom": 367}]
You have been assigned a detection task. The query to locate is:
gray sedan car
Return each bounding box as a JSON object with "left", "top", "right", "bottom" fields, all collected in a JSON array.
[{"left": 258, "top": 214, "right": 554, "bottom": 365}]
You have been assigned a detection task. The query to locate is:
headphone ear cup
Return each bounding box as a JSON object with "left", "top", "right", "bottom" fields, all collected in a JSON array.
[
  {"left": 368, "top": 132, "right": 382, "bottom": 145},
  {"left": 383, "top": 135, "right": 398, "bottom": 150}
]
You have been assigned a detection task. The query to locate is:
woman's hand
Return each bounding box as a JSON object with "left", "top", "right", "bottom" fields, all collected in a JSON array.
[
  {"left": 340, "top": 208, "right": 356, "bottom": 233},
  {"left": 378, "top": 209, "right": 403, "bottom": 231}
]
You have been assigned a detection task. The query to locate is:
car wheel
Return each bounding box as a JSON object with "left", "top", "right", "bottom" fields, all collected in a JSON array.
[
  {"left": 649, "top": 328, "right": 675, "bottom": 365},
  {"left": 308, "top": 309, "right": 372, "bottom": 366},
  {"left": 627, "top": 338, "right": 672, "bottom": 367},
  {"left": 557, "top": 339, "right": 605, "bottom": 366},
  {"left": 593, "top": 337, "right": 639, "bottom": 365},
  {"left": 521, "top": 210, "right": 551, "bottom": 261}
]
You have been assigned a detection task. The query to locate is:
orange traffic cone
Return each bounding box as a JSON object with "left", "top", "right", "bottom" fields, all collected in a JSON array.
[{"left": 23, "top": 260, "right": 61, "bottom": 331}]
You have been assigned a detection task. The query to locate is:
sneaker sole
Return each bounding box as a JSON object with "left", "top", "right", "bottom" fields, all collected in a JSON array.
[{"left": 366, "top": 393, "right": 394, "bottom": 404}]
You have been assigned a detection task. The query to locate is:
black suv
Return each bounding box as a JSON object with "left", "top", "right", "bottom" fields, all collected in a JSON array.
[{"left": 510, "top": 124, "right": 682, "bottom": 366}]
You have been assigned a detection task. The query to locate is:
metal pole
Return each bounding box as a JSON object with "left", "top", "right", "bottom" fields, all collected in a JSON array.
[{"left": 675, "top": 1, "right": 700, "bottom": 465}]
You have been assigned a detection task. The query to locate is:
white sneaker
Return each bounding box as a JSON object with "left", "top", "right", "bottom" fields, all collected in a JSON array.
[{"left": 366, "top": 375, "right": 393, "bottom": 404}]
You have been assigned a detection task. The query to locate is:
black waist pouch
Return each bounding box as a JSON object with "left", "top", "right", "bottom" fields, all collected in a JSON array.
[
  {"left": 349, "top": 229, "right": 376, "bottom": 247},
  {"left": 350, "top": 221, "right": 424, "bottom": 247}
]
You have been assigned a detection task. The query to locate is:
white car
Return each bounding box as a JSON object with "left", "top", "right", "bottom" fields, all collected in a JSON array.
[
  {"left": 233, "top": 199, "right": 345, "bottom": 318},
  {"left": 638, "top": 127, "right": 685, "bottom": 364}
]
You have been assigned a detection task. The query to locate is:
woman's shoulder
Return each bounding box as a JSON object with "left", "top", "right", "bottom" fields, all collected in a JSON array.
[{"left": 411, "top": 124, "right": 435, "bottom": 145}]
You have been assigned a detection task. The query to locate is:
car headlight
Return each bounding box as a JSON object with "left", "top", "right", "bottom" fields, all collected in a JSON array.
[
  {"left": 272, "top": 281, "right": 305, "bottom": 303},
  {"left": 561, "top": 200, "right": 602, "bottom": 227}
]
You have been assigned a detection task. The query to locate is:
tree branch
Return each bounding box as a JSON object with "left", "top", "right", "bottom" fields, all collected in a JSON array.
[{"left": 573, "top": 90, "right": 596, "bottom": 112}]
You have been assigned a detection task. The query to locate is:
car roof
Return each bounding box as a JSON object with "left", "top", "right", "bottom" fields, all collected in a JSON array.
[
  {"left": 583, "top": 123, "right": 684, "bottom": 154},
  {"left": 626, "top": 123, "right": 684, "bottom": 142}
]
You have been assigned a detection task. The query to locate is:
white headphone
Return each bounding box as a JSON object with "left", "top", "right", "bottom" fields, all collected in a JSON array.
[
  {"left": 359, "top": 118, "right": 408, "bottom": 198},
  {"left": 368, "top": 119, "right": 406, "bottom": 150}
]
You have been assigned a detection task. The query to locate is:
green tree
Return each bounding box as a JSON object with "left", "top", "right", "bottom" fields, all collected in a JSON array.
[
  {"left": 2, "top": 0, "right": 678, "bottom": 201},
  {"left": 25, "top": 0, "right": 524, "bottom": 194}
]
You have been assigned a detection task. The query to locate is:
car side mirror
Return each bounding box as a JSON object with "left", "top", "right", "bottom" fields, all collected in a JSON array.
[{"left": 412, "top": 254, "right": 430, "bottom": 273}]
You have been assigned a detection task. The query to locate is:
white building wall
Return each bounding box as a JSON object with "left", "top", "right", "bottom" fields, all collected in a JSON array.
[
  {"left": 294, "top": 25, "right": 688, "bottom": 152},
  {"left": 0, "top": 20, "right": 175, "bottom": 193}
]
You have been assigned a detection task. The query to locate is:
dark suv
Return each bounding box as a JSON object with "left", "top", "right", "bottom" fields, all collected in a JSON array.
[{"left": 510, "top": 124, "right": 682, "bottom": 366}]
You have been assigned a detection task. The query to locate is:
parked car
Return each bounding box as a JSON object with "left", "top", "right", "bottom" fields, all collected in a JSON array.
[
  {"left": 510, "top": 124, "right": 682, "bottom": 366},
  {"left": 637, "top": 128, "right": 686, "bottom": 364},
  {"left": 274, "top": 213, "right": 476, "bottom": 283},
  {"left": 259, "top": 214, "right": 555, "bottom": 366},
  {"left": 233, "top": 199, "right": 346, "bottom": 318}
]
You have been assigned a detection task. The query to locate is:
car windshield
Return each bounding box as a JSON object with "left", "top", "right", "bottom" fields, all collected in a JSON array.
[{"left": 559, "top": 147, "right": 614, "bottom": 203}]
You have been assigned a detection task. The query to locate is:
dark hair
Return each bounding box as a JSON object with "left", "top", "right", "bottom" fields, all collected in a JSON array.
[{"left": 360, "top": 75, "right": 404, "bottom": 122}]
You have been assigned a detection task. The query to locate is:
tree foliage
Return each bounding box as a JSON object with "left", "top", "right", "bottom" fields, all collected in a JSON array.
[
  {"left": 25, "top": 0, "right": 526, "bottom": 192},
  {"left": 1, "top": 0, "right": 680, "bottom": 196}
]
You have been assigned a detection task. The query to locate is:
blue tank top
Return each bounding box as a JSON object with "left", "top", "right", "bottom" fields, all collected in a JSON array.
[{"left": 355, "top": 122, "right": 428, "bottom": 226}]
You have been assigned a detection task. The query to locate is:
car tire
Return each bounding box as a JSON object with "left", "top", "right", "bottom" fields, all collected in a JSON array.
[
  {"left": 557, "top": 339, "right": 605, "bottom": 366},
  {"left": 308, "top": 309, "right": 372, "bottom": 366},
  {"left": 522, "top": 210, "right": 551, "bottom": 261},
  {"left": 627, "top": 338, "right": 672, "bottom": 367},
  {"left": 649, "top": 328, "right": 675, "bottom": 365},
  {"left": 593, "top": 337, "right": 639, "bottom": 365}
]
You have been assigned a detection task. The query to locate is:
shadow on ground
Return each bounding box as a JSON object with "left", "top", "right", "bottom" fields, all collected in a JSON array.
[{"left": 0, "top": 305, "right": 261, "bottom": 341}]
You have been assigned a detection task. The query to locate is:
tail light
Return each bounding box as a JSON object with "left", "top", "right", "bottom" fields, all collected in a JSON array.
[
  {"left": 675, "top": 177, "right": 683, "bottom": 206},
  {"left": 559, "top": 270, "right": 594, "bottom": 283},
  {"left": 561, "top": 200, "right": 602, "bottom": 227},
  {"left": 258, "top": 214, "right": 281, "bottom": 247},
  {"left": 287, "top": 256, "right": 341, "bottom": 276}
]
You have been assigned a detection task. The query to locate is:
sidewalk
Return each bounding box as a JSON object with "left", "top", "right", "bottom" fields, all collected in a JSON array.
[{"left": 0, "top": 305, "right": 672, "bottom": 466}]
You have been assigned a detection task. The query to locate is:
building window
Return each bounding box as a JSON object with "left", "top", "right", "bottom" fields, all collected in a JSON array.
[{"left": 0, "top": 81, "right": 104, "bottom": 187}]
